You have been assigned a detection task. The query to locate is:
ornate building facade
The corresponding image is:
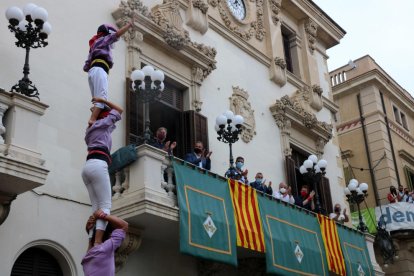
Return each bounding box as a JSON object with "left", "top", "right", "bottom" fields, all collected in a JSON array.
[
  {"left": 0, "top": 0, "right": 363, "bottom": 275},
  {"left": 331, "top": 55, "right": 414, "bottom": 275}
]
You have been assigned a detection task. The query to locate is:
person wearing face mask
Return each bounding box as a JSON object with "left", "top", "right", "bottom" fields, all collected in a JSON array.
[
  {"left": 151, "top": 127, "right": 176, "bottom": 154},
  {"left": 402, "top": 188, "right": 411, "bottom": 202},
  {"left": 184, "top": 141, "right": 212, "bottom": 170},
  {"left": 329, "top": 203, "right": 349, "bottom": 224},
  {"left": 387, "top": 185, "right": 399, "bottom": 203},
  {"left": 397, "top": 185, "right": 404, "bottom": 201},
  {"left": 294, "top": 185, "right": 315, "bottom": 211},
  {"left": 225, "top": 156, "right": 249, "bottom": 184},
  {"left": 250, "top": 173, "right": 272, "bottom": 195},
  {"left": 273, "top": 182, "right": 295, "bottom": 204}
]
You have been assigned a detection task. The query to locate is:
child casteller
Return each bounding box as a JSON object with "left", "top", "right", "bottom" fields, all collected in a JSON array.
[{"left": 83, "top": 19, "right": 135, "bottom": 126}]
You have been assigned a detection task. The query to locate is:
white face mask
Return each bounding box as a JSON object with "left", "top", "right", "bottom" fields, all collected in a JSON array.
[{"left": 280, "top": 188, "right": 287, "bottom": 194}]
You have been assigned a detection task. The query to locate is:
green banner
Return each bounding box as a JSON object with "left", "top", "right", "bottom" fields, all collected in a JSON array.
[
  {"left": 173, "top": 161, "right": 238, "bottom": 266},
  {"left": 351, "top": 208, "right": 377, "bottom": 234},
  {"left": 336, "top": 225, "right": 374, "bottom": 276},
  {"left": 257, "top": 196, "right": 328, "bottom": 275}
]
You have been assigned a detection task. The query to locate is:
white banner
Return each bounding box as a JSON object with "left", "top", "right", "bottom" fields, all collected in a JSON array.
[{"left": 375, "top": 202, "right": 414, "bottom": 232}]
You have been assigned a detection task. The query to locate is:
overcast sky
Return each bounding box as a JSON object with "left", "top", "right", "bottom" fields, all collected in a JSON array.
[{"left": 313, "top": 0, "right": 414, "bottom": 96}]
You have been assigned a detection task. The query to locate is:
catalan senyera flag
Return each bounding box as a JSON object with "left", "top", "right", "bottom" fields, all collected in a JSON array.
[
  {"left": 317, "top": 214, "right": 346, "bottom": 276},
  {"left": 228, "top": 179, "right": 265, "bottom": 252}
]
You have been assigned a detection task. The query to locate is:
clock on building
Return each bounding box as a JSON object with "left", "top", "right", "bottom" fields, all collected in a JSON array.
[{"left": 226, "top": 0, "right": 246, "bottom": 21}]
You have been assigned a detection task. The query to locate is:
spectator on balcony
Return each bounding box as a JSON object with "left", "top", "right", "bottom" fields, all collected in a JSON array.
[
  {"left": 250, "top": 172, "right": 272, "bottom": 196},
  {"left": 225, "top": 156, "right": 248, "bottom": 184},
  {"left": 295, "top": 185, "right": 315, "bottom": 212},
  {"left": 151, "top": 127, "right": 176, "bottom": 154},
  {"left": 82, "top": 209, "right": 128, "bottom": 276},
  {"left": 397, "top": 185, "right": 405, "bottom": 201},
  {"left": 273, "top": 182, "right": 295, "bottom": 204},
  {"left": 329, "top": 203, "right": 349, "bottom": 224},
  {"left": 387, "top": 185, "right": 399, "bottom": 203},
  {"left": 410, "top": 192, "right": 414, "bottom": 203},
  {"left": 82, "top": 98, "right": 122, "bottom": 245},
  {"left": 402, "top": 188, "right": 411, "bottom": 202},
  {"left": 184, "top": 141, "right": 212, "bottom": 170}
]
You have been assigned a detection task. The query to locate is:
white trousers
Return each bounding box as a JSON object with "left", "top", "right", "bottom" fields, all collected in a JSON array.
[
  {"left": 82, "top": 159, "right": 111, "bottom": 231},
  {"left": 88, "top": 67, "right": 108, "bottom": 109}
]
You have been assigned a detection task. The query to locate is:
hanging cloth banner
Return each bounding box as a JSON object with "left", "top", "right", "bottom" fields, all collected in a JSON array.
[
  {"left": 258, "top": 195, "right": 328, "bottom": 275},
  {"left": 336, "top": 225, "right": 374, "bottom": 276},
  {"left": 173, "top": 160, "right": 238, "bottom": 266},
  {"left": 317, "top": 214, "right": 346, "bottom": 276},
  {"left": 375, "top": 202, "right": 414, "bottom": 232},
  {"left": 228, "top": 179, "right": 265, "bottom": 252}
]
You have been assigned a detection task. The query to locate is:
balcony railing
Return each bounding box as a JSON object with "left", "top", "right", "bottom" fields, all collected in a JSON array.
[{"left": 110, "top": 143, "right": 384, "bottom": 274}]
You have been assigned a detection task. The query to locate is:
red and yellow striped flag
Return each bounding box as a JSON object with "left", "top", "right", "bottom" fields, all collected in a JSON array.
[
  {"left": 317, "top": 214, "right": 346, "bottom": 276},
  {"left": 228, "top": 179, "right": 265, "bottom": 252}
]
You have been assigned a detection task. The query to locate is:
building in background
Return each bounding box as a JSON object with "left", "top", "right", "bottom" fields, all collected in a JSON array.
[
  {"left": 0, "top": 0, "right": 384, "bottom": 275},
  {"left": 331, "top": 55, "right": 414, "bottom": 274}
]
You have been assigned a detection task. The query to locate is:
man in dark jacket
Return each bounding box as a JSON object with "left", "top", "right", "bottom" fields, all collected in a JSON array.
[{"left": 184, "top": 141, "right": 212, "bottom": 170}]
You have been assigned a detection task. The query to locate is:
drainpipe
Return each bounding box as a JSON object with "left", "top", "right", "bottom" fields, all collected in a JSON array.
[
  {"left": 357, "top": 94, "right": 380, "bottom": 206},
  {"left": 379, "top": 92, "right": 401, "bottom": 187}
]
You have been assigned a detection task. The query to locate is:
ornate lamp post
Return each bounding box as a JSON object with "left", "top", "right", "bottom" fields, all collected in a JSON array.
[
  {"left": 5, "top": 4, "right": 51, "bottom": 99},
  {"left": 215, "top": 111, "right": 244, "bottom": 178},
  {"left": 130, "top": 65, "right": 165, "bottom": 144},
  {"left": 299, "top": 154, "right": 327, "bottom": 214},
  {"left": 344, "top": 179, "right": 369, "bottom": 232}
]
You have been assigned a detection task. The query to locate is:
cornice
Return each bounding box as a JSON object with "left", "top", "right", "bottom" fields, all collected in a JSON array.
[
  {"left": 322, "top": 95, "right": 338, "bottom": 113},
  {"left": 286, "top": 0, "right": 346, "bottom": 48},
  {"left": 332, "top": 70, "right": 414, "bottom": 111},
  {"left": 399, "top": 149, "right": 414, "bottom": 165}
]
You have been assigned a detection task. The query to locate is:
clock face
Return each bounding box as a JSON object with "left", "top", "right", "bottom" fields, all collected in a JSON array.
[{"left": 226, "top": 0, "right": 246, "bottom": 21}]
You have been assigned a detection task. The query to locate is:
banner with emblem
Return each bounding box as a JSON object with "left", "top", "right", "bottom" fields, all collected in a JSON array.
[
  {"left": 257, "top": 195, "right": 328, "bottom": 275},
  {"left": 173, "top": 160, "right": 238, "bottom": 266},
  {"left": 336, "top": 225, "right": 374, "bottom": 276}
]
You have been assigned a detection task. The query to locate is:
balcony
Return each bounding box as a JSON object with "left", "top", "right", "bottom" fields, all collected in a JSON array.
[
  {"left": 110, "top": 144, "right": 384, "bottom": 274},
  {"left": 0, "top": 89, "right": 49, "bottom": 225}
]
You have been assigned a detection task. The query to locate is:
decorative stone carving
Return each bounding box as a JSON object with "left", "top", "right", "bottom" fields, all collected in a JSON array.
[
  {"left": 190, "top": 67, "right": 204, "bottom": 112},
  {"left": 186, "top": 0, "right": 209, "bottom": 34},
  {"left": 151, "top": 0, "right": 190, "bottom": 50},
  {"left": 209, "top": 0, "right": 266, "bottom": 41},
  {"left": 229, "top": 86, "right": 256, "bottom": 143},
  {"left": 270, "top": 57, "right": 287, "bottom": 86},
  {"left": 305, "top": 18, "right": 318, "bottom": 54},
  {"left": 115, "top": 230, "right": 142, "bottom": 272},
  {"left": 116, "top": 0, "right": 218, "bottom": 79},
  {"left": 0, "top": 102, "right": 9, "bottom": 144},
  {"left": 270, "top": 91, "right": 333, "bottom": 157},
  {"left": 315, "top": 137, "right": 327, "bottom": 156},
  {"left": 0, "top": 197, "right": 14, "bottom": 226},
  {"left": 269, "top": 0, "right": 282, "bottom": 25},
  {"left": 310, "top": 84, "right": 323, "bottom": 111}
]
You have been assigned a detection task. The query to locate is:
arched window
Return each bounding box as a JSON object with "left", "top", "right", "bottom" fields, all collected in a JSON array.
[{"left": 11, "top": 247, "right": 63, "bottom": 276}]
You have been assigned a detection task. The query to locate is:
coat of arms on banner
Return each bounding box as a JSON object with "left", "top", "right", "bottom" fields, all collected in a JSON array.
[
  {"left": 358, "top": 263, "right": 365, "bottom": 276},
  {"left": 294, "top": 243, "right": 304, "bottom": 263},
  {"left": 203, "top": 212, "right": 217, "bottom": 238}
]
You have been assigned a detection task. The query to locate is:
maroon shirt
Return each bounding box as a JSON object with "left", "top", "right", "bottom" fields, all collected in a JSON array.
[
  {"left": 83, "top": 33, "right": 119, "bottom": 72},
  {"left": 81, "top": 229, "right": 125, "bottom": 276}
]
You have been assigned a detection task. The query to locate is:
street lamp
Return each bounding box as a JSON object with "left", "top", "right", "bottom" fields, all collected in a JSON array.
[
  {"left": 5, "top": 4, "right": 51, "bottom": 99},
  {"left": 344, "top": 179, "right": 369, "bottom": 232},
  {"left": 299, "top": 154, "right": 327, "bottom": 214},
  {"left": 130, "top": 65, "right": 165, "bottom": 144},
  {"left": 215, "top": 111, "right": 244, "bottom": 178}
]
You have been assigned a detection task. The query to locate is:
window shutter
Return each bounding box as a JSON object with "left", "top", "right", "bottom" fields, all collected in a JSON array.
[
  {"left": 182, "top": 111, "right": 209, "bottom": 158},
  {"left": 319, "top": 176, "right": 333, "bottom": 215},
  {"left": 285, "top": 156, "right": 298, "bottom": 197},
  {"left": 11, "top": 248, "right": 63, "bottom": 276}
]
